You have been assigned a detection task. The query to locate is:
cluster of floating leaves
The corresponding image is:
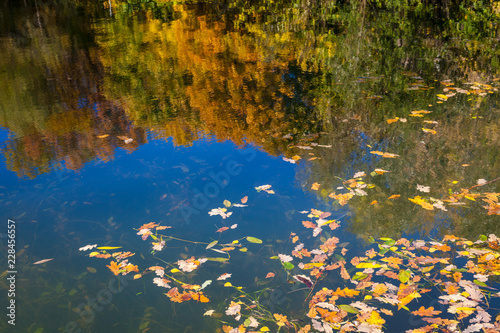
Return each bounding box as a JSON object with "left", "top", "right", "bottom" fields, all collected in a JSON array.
[
  {"left": 307, "top": 161, "right": 499, "bottom": 215},
  {"left": 81, "top": 182, "right": 500, "bottom": 332},
  {"left": 221, "top": 207, "right": 500, "bottom": 333}
]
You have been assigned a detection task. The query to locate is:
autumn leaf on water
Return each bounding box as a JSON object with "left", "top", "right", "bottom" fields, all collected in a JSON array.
[
  {"left": 302, "top": 221, "right": 317, "bottom": 229},
  {"left": 106, "top": 261, "right": 122, "bottom": 275},
  {"left": 117, "top": 136, "right": 133, "bottom": 144},
  {"left": 408, "top": 196, "right": 434, "bottom": 210},
  {"left": 204, "top": 310, "right": 215, "bottom": 317},
  {"left": 273, "top": 313, "right": 289, "bottom": 327},
  {"left": 283, "top": 157, "right": 296, "bottom": 164},
  {"left": 255, "top": 185, "right": 275, "bottom": 194},
  {"left": 97, "top": 246, "right": 122, "bottom": 250},
  {"left": 217, "top": 273, "right": 232, "bottom": 281},
  {"left": 311, "top": 182, "right": 320, "bottom": 190},
  {"left": 331, "top": 287, "right": 360, "bottom": 298},
  {"left": 410, "top": 110, "right": 432, "bottom": 117},
  {"left": 388, "top": 194, "right": 401, "bottom": 200},
  {"left": 370, "top": 151, "right": 400, "bottom": 158},
  {"left": 191, "top": 292, "right": 210, "bottom": 303},
  {"left": 155, "top": 225, "right": 171, "bottom": 230},
  {"left": 387, "top": 117, "right": 400, "bottom": 124},
  {"left": 373, "top": 168, "right": 390, "bottom": 175},
  {"left": 209, "top": 208, "right": 232, "bottom": 219},
  {"left": 216, "top": 227, "right": 229, "bottom": 233},
  {"left": 90, "top": 252, "right": 111, "bottom": 259},
  {"left": 139, "top": 222, "right": 159, "bottom": 230},
  {"left": 265, "top": 272, "right": 275, "bottom": 278},
  {"left": 366, "top": 311, "right": 385, "bottom": 326},
  {"left": 34, "top": 258, "right": 54, "bottom": 265},
  {"left": 411, "top": 306, "right": 441, "bottom": 317},
  {"left": 422, "top": 128, "right": 437, "bottom": 134},
  {"left": 79, "top": 244, "right": 97, "bottom": 251},
  {"left": 293, "top": 274, "right": 313, "bottom": 288},
  {"left": 353, "top": 171, "right": 366, "bottom": 178},
  {"left": 240, "top": 196, "right": 248, "bottom": 204},
  {"left": 246, "top": 236, "right": 263, "bottom": 244},
  {"left": 331, "top": 192, "right": 354, "bottom": 206},
  {"left": 417, "top": 184, "right": 430, "bottom": 193}
]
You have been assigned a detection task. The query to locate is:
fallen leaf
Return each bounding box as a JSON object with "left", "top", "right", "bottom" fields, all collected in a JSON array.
[{"left": 34, "top": 258, "right": 54, "bottom": 265}]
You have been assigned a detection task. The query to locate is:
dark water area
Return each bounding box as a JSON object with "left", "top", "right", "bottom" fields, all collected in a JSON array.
[{"left": 0, "top": 1, "right": 499, "bottom": 332}]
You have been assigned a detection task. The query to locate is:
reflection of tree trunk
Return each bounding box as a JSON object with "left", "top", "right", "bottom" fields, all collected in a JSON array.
[
  {"left": 108, "top": 0, "right": 112, "bottom": 17},
  {"left": 34, "top": 0, "right": 42, "bottom": 28}
]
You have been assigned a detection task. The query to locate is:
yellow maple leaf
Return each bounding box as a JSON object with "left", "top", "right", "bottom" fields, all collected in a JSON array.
[
  {"left": 273, "top": 313, "right": 288, "bottom": 326},
  {"left": 408, "top": 196, "right": 434, "bottom": 210},
  {"left": 372, "top": 283, "right": 388, "bottom": 296},
  {"left": 366, "top": 311, "right": 385, "bottom": 326}
]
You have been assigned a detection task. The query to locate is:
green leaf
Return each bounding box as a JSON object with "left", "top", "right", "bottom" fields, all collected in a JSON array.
[
  {"left": 246, "top": 236, "right": 263, "bottom": 244},
  {"left": 206, "top": 257, "right": 229, "bottom": 262},
  {"left": 282, "top": 262, "right": 294, "bottom": 270},
  {"left": 239, "top": 247, "right": 248, "bottom": 252},
  {"left": 97, "top": 246, "right": 122, "bottom": 250},
  {"left": 338, "top": 304, "right": 359, "bottom": 314},
  {"left": 352, "top": 273, "right": 369, "bottom": 281},
  {"left": 206, "top": 240, "right": 218, "bottom": 249},
  {"left": 270, "top": 256, "right": 279, "bottom": 260},
  {"left": 356, "top": 262, "right": 381, "bottom": 269},
  {"left": 223, "top": 200, "right": 231, "bottom": 208},
  {"left": 479, "top": 235, "right": 488, "bottom": 242},
  {"left": 398, "top": 269, "right": 411, "bottom": 283},
  {"left": 474, "top": 279, "right": 488, "bottom": 287},
  {"left": 139, "top": 321, "right": 149, "bottom": 330}
]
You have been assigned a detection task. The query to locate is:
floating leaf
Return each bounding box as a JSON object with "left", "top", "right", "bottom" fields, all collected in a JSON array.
[
  {"left": 34, "top": 258, "right": 54, "bottom": 265},
  {"left": 338, "top": 304, "right": 359, "bottom": 314},
  {"left": 246, "top": 236, "right": 263, "bottom": 244},
  {"left": 282, "top": 262, "right": 294, "bottom": 270},
  {"left": 206, "top": 240, "right": 218, "bottom": 249},
  {"left": 411, "top": 306, "right": 441, "bottom": 317},
  {"left": 206, "top": 257, "right": 229, "bottom": 262},
  {"left": 398, "top": 269, "right": 411, "bottom": 283},
  {"left": 422, "top": 128, "right": 437, "bottom": 134},
  {"left": 223, "top": 200, "right": 231, "bottom": 208},
  {"left": 97, "top": 246, "right": 122, "bottom": 250},
  {"left": 370, "top": 151, "right": 400, "bottom": 158}
]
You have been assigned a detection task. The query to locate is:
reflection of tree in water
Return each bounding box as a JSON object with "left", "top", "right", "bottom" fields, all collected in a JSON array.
[
  {"left": 1, "top": 0, "right": 500, "bottom": 181},
  {"left": 0, "top": 4, "right": 147, "bottom": 178}
]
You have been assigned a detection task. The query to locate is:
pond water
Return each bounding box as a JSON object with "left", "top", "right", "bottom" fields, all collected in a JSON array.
[{"left": 0, "top": 1, "right": 499, "bottom": 333}]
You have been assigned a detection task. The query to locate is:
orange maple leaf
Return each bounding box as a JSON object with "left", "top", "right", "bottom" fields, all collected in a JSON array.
[
  {"left": 106, "top": 261, "right": 122, "bottom": 275},
  {"left": 139, "top": 222, "right": 158, "bottom": 230},
  {"left": 311, "top": 182, "right": 321, "bottom": 190},
  {"left": 216, "top": 227, "right": 229, "bottom": 233},
  {"left": 411, "top": 306, "right": 441, "bottom": 317},
  {"left": 302, "top": 221, "right": 317, "bottom": 229},
  {"left": 331, "top": 287, "right": 360, "bottom": 298},
  {"left": 191, "top": 292, "right": 210, "bottom": 303},
  {"left": 381, "top": 256, "right": 403, "bottom": 269}
]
